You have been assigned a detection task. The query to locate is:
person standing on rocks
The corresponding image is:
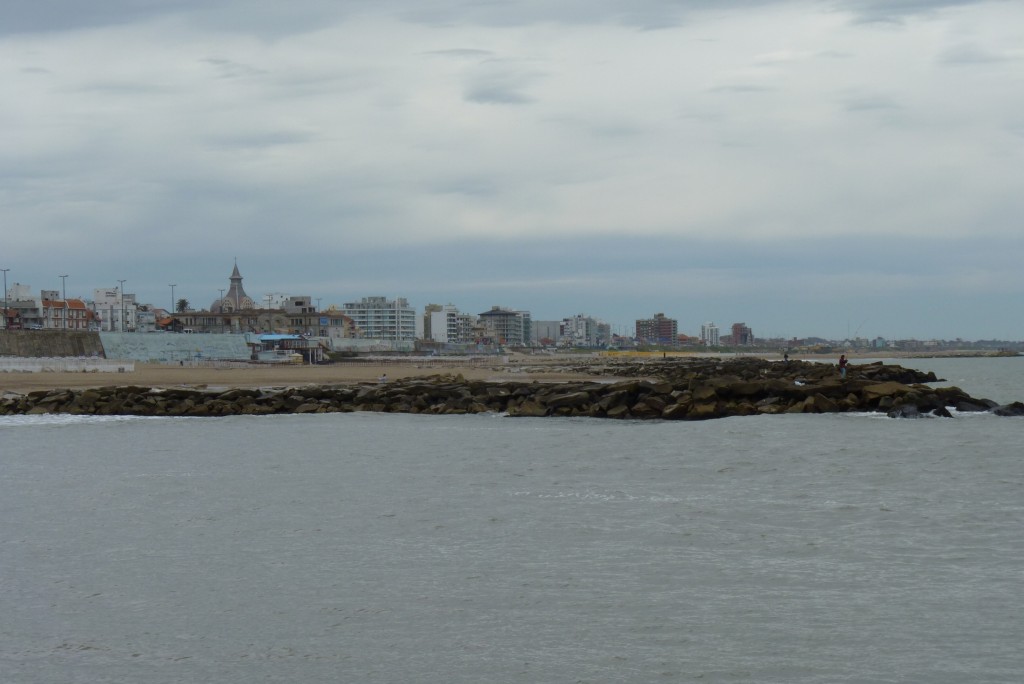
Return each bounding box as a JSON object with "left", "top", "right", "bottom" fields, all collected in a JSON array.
[{"left": 839, "top": 354, "right": 848, "bottom": 379}]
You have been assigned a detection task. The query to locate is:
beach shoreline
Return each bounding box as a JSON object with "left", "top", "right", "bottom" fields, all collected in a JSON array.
[{"left": 0, "top": 350, "right": 1002, "bottom": 394}]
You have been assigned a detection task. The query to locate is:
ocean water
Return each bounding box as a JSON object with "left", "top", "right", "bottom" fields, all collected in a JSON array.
[{"left": 2, "top": 358, "right": 1022, "bottom": 683}]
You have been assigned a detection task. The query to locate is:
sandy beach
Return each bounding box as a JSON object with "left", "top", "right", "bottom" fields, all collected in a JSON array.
[
  {"left": 0, "top": 358, "right": 604, "bottom": 394},
  {"left": 0, "top": 349, "right": 951, "bottom": 395}
]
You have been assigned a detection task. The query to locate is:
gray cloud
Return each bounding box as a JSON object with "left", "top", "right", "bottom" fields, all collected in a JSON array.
[
  {"left": 203, "top": 130, "right": 318, "bottom": 150},
  {"left": 707, "top": 84, "right": 775, "bottom": 94},
  {"left": 843, "top": 94, "right": 901, "bottom": 111},
  {"left": 835, "top": 0, "right": 1001, "bottom": 24},
  {"left": 2, "top": 0, "right": 1002, "bottom": 38},
  {"left": 199, "top": 56, "right": 268, "bottom": 79},
  {"left": 939, "top": 44, "right": 1013, "bottom": 64},
  {"left": 463, "top": 62, "right": 542, "bottom": 104},
  {"left": 424, "top": 48, "right": 495, "bottom": 59}
]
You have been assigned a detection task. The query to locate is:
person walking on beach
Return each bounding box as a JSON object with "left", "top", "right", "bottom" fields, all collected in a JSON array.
[{"left": 838, "top": 354, "right": 848, "bottom": 379}]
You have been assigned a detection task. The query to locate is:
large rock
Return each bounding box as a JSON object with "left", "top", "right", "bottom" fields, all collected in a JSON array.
[
  {"left": 992, "top": 402, "right": 1024, "bottom": 417},
  {"left": 861, "top": 382, "right": 914, "bottom": 402}
]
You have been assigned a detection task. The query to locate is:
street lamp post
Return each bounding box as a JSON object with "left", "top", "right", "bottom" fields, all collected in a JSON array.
[
  {"left": 1, "top": 268, "right": 9, "bottom": 331},
  {"left": 59, "top": 274, "right": 68, "bottom": 331},
  {"left": 117, "top": 279, "right": 127, "bottom": 333},
  {"left": 169, "top": 284, "right": 177, "bottom": 333}
]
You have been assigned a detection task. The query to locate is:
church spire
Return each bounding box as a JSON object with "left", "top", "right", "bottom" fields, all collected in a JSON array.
[{"left": 211, "top": 262, "right": 254, "bottom": 313}]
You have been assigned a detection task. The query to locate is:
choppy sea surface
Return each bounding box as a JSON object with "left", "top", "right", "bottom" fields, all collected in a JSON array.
[{"left": 2, "top": 357, "right": 1022, "bottom": 683}]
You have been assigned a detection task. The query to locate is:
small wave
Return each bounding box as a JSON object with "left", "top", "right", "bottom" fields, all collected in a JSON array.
[
  {"left": 510, "top": 489, "right": 683, "bottom": 503},
  {"left": 0, "top": 414, "right": 168, "bottom": 427},
  {"left": 842, "top": 408, "right": 998, "bottom": 420}
]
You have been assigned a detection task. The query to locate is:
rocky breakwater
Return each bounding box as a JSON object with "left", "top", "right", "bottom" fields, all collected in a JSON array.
[{"left": 2, "top": 358, "right": 1022, "bottom": 420}]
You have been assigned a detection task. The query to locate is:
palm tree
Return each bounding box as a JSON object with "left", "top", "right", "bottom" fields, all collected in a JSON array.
[{"left": 175, "top": 298, "right": 190, "bottom": 313}]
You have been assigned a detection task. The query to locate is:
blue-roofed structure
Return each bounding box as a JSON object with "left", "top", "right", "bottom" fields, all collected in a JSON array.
[{"left": 246, "top": 333, "right": 326, "bottom": 364}]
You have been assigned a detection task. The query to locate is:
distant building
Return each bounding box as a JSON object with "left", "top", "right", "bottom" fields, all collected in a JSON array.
[
  {"left": 93, "top": 287, "right": 138, "bottom": 332},
  {"left": 700, "top": 322, "right": 720, "bottom": 347},
  {"left": 40, "top": 294, "right": 89, "bottom": 331},
  {"left": 731, "top": 322, "right": 754, "bottom": 346},
  {"left": 4, "top": 283, "right": 42, "bottom": 330},
  {"left": 478, "top": 306, "right": 532, "bottom": 347},
  {"left": 636, "top": 313, "right": 678, "bottom": 346},
  {"left": 344, "top": 296, "right": 417, "bottom": 341},
  {"left": 424, "top": 304, "right": 476, "bottom": 344},
  {"left": 277, "top": 297, "right": 355, "bottom": 339},
  {"left": 560, "top": 314, "right": 607, "bottom": 348},
  {"left": 2, "top": 284, "right": 94, "bottom": 331},
  {"left": 211, "top": 263, "right": 256, "bottom": 313},
  {"left": 532, "top": 320, "right": 562, "bottom": 346}
]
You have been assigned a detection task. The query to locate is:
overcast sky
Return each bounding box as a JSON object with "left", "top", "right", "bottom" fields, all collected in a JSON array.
[{"left": 3, "top": 0, "right": 1022, "bottom": 340}]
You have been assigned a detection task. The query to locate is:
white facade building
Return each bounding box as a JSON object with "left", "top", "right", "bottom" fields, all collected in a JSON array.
[
  {"left": 343, "top": 296, "right": 417, "bottom": 342},
  {"left": 93, "top": 288, "right": 138, "bottom": 332},
  {"left": 560, "top": 314, "right": 608, "bottom": 348},
  {"left": 701, "top": 322, "right": 720, "bottom": 347},
  {"left": 425, "top": 304, "right": 476, "bottom": 344}
]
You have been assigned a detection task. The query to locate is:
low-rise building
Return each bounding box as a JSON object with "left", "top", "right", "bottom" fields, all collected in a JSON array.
[{"left": 92, "top": 287, "right": 139, "bottom": 332}]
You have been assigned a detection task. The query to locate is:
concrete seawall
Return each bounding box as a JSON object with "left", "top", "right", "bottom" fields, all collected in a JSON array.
[
  {"left": 98, "top": 332, "right": 251, "bottom": 363},
  {"left": 0, "top": 330, "right": 253, "bottom": 363},
  {"left": 0, "top": 330, "right": 104, "bottom": 358}
]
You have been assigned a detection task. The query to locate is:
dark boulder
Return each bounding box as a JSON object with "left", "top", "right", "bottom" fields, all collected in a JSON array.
[{"left": 992, "top": 402, "right": 1024, "bottom": 417}]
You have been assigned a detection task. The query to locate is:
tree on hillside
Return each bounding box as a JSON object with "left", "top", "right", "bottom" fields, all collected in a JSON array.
[{"left": 176, "top": 298, "right": 190, "bottom": 313}]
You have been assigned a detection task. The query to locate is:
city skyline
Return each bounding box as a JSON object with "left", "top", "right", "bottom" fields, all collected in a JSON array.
[
  {"left": 3, "top": 1, "right": 1022, "bottom": 340},
  {"left": 3, "top": 266, "right": 1020, "bottom": 344}
]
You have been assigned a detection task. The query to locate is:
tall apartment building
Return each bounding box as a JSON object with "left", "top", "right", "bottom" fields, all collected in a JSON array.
[
  {"left": 343, "top": 296, "right": 417, "bottom": 341},
  {"left": 700, "top": 322, "right": 720, "bottom": 347},
  {"left": 635, "top": 312, "right": 678, "bottom": 345},
  {"left": 478, "top": 306, "right": 532, "bottom": 347},
  {"left": 561, "top": 314, "right": 607, "bottom": 348},
  {"left": 731, "top": 322, "right": 754, "bottom": 346},
  {"left": 424, "top": 304, "right": 476, "bottom": 344}
]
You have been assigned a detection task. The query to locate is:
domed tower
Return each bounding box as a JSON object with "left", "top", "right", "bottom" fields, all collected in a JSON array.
[{"left": 211, "top": 263, "right": 255, "bottom": 313}]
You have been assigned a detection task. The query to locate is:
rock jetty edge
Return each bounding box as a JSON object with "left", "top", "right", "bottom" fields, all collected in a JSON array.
[{"left": 3, "top": 358, "right": 1022, "bottom": 420}]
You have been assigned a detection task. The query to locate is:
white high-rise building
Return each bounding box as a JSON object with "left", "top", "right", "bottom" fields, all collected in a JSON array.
[
  {"left": 343, "top": 296, "right": 417, "bottom": 341},
  {"left": 560, "top": 314, "right": 606, "bottom": 348},
  {"left": 425, "top": 304, "right": 475, "bottom": 344},
  {"left": 701, "top": 322, "right": 720, "bottom": 347}
]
